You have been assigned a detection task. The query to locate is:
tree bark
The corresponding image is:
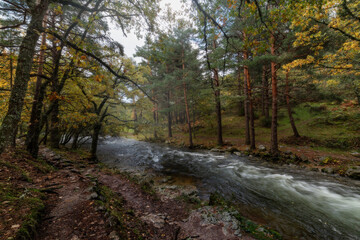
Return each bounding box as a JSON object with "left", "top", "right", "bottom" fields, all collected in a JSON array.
[
  {"left": 213, "top": 67, "right": 223, "bottom": 146},
  {"left": 182, "top": 51, "right": 193, "bottom": 148},
  {"left": 71, "top": 130, "right": 80, "bottom": 149},
  {"left": 237, "top": 54, "right": 244, "bottom": 116},
  {"left": 90, "top": 123, "right": 101, "bottom": 161},
  {"left": 285, "top": 70, "right": 300, "bottom": 138},
  {"left": 183, "top": 82, "right": 193, "bottom": 148},
  {"left": 50, "top": 99, "right": 61, "bottom": 148},
  {"left": 213, "top": 40, "right": 223, "bottom": 146},
  {"left": 0, "top": 0, "right": 49, "bottom": 153},
  {"left": 244, "top": 51, "right": 255, "bottom": 150},
  {"left": 243, "top": 60, "right": 250, "bottom": 146},
  {"left": 262, "top": 65, "right": 270, "bottom": 118},
  {"left": 270, "top": 35, "right": 279, "bottom": 154},
  {"left": 167, "top": 91, "right": 172, "bottom": 138},
  {"left": 26, "top": 15, "right": 48, "bottom": 157}
]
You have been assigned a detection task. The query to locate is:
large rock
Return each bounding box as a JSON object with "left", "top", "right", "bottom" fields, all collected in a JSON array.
[
  {"left": 345, "top": 166, "right": 360, "bottom": 180},
  {"left": 350, "top": 152, "right": 360, "bottom": 158},
  {"left": 258, "top": 145, "right": 266, "bottom": 151},
  {"left": 321, "top": 167, "right": 334, "bottom": 174}
]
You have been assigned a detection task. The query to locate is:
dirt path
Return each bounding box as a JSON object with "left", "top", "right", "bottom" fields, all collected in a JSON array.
[
  {"left": 33, "top": 148, "right": 256, "bottom": 240},
  {"left": 36, "top": 149, "right": 112, "bottom": 240}
]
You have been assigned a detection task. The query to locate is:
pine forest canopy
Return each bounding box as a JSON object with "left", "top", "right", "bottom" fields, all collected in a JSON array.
[{"left": 0, "top": 0, "right": 359, "bottom": 159}]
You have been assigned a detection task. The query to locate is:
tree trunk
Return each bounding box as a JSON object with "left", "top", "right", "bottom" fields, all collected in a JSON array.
[
  {"left": 50, "top": 99, "right": 61, "bottom": 148},
  {"left": 90, "top": 123, "right": 101, "bottom": 161},
  {"left": 26, "top": 17, "right": 47, "bottom": 157},
  {"left": 9, "top": 50, "right": 13, "bottom": 89},
  {"left": 213, "top": 40, "right": 223, "bottom": 146},
  {"left": 0, "top": 0, "right": 49, "bottom": 153},
  {"left": 237, "top": 58, "right": 244, "bottom": 116},
  {"left": 244, "top": 51, "right": 255, "bottom": 150},
  {"left": 285, "top": 70, "right": 300, "bottom": 138},
  {"left": 71, "top": 131, "right": 80, "bottom": 149},
  {"left": 167, "top": 91, "right": 172, "bottom": 138},
  {"left": 182, "top": 51, "right": 193, "bottom": 148},
  {"left": 243, "top": 61, "right": 250, "bottom": 146},
  {"left": 183, "top": 82, "right": 193, "bottom": 148},
  {"left": 262, "top": 65, "right": 270, "bottom": 118},
  {"left": 270, "top": 35, "right": 279, "bottom": 154},
  {"left": 213, "top": 68, "right": 223, "bottom": 146}
]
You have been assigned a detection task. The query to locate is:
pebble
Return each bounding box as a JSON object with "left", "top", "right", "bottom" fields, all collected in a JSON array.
[{"left": 11, "top": 224, "right": 20, "bottom": 229}]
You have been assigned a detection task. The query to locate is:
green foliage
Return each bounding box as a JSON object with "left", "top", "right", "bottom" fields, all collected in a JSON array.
[{"left": 259, "top": 116, "right": 271, "bottom": 128}]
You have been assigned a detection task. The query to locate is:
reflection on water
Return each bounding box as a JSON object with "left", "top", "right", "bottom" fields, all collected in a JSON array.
[{"left": 96, "top": 138, "right": 360, "bottom": 240}]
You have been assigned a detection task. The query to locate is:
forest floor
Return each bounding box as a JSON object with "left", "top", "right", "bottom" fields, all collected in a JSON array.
[
  {"left": 0, "top": 146, "right": 280, "bottom": 240},
  {"left": 157, "top": 102, "right": 360, "bottom": 179}
]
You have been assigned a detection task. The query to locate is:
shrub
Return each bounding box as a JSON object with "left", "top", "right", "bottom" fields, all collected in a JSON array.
[{"left": 259, "top": 116, "right": 271, "bottom": 128}]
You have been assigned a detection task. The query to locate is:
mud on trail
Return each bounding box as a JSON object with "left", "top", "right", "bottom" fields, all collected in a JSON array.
[{"left": 1, "top": 147, "right": 264, "bottom": 240}]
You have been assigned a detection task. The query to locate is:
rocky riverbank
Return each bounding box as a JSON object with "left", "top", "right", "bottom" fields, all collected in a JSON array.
[{"left": 1, "top": 146, "right": 281, "bottom": 240}]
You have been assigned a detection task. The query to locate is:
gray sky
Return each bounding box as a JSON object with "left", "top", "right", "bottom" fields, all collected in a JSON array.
[{"left": 110, "top": 0, "right": 189, "bottom": 62}]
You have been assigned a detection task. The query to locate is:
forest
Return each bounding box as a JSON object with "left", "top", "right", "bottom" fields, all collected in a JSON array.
[{"left": 1, "top": 0, "right": 360, "bottom": 239}]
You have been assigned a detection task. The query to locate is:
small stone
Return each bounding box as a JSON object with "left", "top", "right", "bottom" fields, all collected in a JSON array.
[
  {"left": 109, "top": 231, "right": 119, "bottom": 240},
  {"left": 11, "top": 224, "right": 20, "bottom": 229},
  {"left": 70, "top": 235, "right": 80, "bottom": 240},
  {"left": 89, "top": 192, "right": 98, "bottom": 200},
  {"left": 233, "top": 152, "right": 242, "bottom": 156}
]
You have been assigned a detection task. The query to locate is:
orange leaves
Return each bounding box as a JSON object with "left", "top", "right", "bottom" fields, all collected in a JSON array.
[
  {"left": 48, "top": 92, "right": 65, "bottom": 101},
  {"left": 94, "top": 75, "right": 104, "bottom": 82}
]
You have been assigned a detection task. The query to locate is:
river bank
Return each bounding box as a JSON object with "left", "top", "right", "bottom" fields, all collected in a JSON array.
[
  {"left": 146, "top": 134, "right": 360, "bottom": 181},
  {"left": 0, "top": 145, "right": 279, "bottom": 240}
]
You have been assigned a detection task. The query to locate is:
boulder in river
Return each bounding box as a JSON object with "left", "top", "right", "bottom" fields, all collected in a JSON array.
[
  {"left": 345, "top": 166, "right": 360, "bottom": 180},
  {"left": 321, "top": 167, "right": 335, "bottom": 174}
]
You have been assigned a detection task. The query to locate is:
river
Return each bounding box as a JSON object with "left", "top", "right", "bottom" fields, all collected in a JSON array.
[{"left": 95, "top": 138, "right": 360, "bottom": 240}]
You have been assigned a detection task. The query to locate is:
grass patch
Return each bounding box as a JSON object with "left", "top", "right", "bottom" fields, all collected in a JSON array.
[{"left": 0, "top": 160, "right": 32, "bottom": 182}]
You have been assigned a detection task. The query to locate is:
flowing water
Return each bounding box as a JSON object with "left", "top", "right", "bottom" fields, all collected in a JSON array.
[{"left": 96, "top": 138, "right": 360, "bottom": 240}]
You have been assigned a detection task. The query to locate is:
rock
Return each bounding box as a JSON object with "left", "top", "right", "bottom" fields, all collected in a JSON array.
[
  {"left": 70, "top": 236, "right": 80, "bottom": 240},
  {"left": 321, "top": 167, "right": 334, "bottom": 174},
  {"left": 226, "top": 147, "right": 238, "bottom": 153},
  {"left": 284, "top": 150, "right": 292, "bottom": 155},
  {"left": 345, "top": 166, "right": 360, "bottom": 180},
  {"left": 88, "top": 192, "right": 98, "bottom": 200},
  {"left": 109, "top": 231, "right": 119, "bottom": 240},
  {"left": 141, "top": 213, "right": 165, "bottom": 228},
  {"left": 210, "top": 148, "right": 224, "bottom": 153},
  {"left": 233, "top": 152, "right": 242, "bottom": 156},
  {"left": 310, "top": 167, "right": 319, "bottom": 172},
  {"left": 300, "top": 155, "right": 309, "bottom": 162},
  {"left": 258, "top": 145, "right": 266, "bottom": 151},
  {"left": 350, "top": 152, "right": 360, "bottom": 158},
  {"left": 11, "top": 224, "right": 20, "bottom": 229}
]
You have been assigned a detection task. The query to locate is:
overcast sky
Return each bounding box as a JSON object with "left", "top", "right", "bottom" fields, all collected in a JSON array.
[{"left": 109, "top": 0, "right": 190, "bottom": 62}]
